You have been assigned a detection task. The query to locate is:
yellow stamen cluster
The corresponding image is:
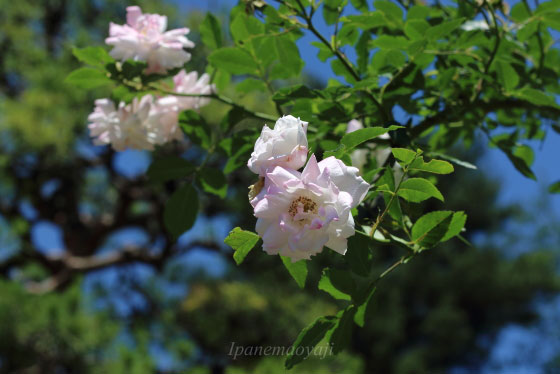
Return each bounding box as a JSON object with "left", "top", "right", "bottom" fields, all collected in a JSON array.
[{"left": 288, "top": 196, "right": 318, "bottom": 218}]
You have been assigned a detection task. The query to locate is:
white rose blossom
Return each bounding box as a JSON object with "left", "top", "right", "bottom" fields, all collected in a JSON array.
[
  {"left": 87, "top": 95, "right": 183, "bottom": 151},
  {"left": 106, "top": 6, "right": 195, "bottom": 74},
  {"left": 346, "top": 119, "right": 392, "bottom": 170},
  {"left": 461, "top": 20, "right": 490, "bottom": 32},
  {"left": 248, "top": 115, "right": 309, "bottom": 176},
  {"left": 87, "top": 68, "right": 215, "bottom": 151},
  {"left": 88, "top": 95, "right": 159, "bottom": 151},
  {"left": 150, "top": 96, "right": 185, "bottom": 145},
  {"left": 172, "top": 69, "right": 214, "bottom": 110},
  {"left": 253, "top": 154, "right": 369, "bottom": 261}
]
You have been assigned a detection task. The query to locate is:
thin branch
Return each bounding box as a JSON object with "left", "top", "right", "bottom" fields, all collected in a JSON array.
[
  {"left": 394, "top": 0, "right": 410, "bottom": 11},
  {"left": 333, "top": 6, "right": 343, "bottom": 40},
  {"left": 149, "top": 86, "right": 277, "bottom": 122},
  {"left": 423, "top": 49, "right": 483, "bottom": 62},
  {"left": 367, "top": 252, "right": 418, "bottom": 292},
  {"left": 471, "top": 1, "right": 501, "bottom": 103},
  {"left": 483, "top": 4, "right": 501, "bottom": 73},
  {"left": 379, "top": 60, "right": 414, "bottom": 103},
  {"left": 370, "top": 155, "right": 418, "bottom": 238},
  {"left": 376, "top": 255, "right": 409, "bottom": 282},
  {"left": 409, "top": 97, "right": 560, "bottom": 138},
  {"left": 522, "top": 0, "right": 545, "bottom": 78}
]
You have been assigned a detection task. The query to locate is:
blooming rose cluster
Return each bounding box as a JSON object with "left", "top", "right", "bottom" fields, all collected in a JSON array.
[
  {"left": 88, "top": 69, "right": 213, "bottom": 151},
  {"left": 88, "top": 6, "right": 214, "bottom": 151},
  {"left": 248, "top": 116, "right": 370, "bottom": 261}
]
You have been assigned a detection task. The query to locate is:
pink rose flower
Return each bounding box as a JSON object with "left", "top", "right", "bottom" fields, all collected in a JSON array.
[
  {"left": 172, "top": 69, "right": 214, "bottom": 110},
  {"left": 106, "top": 6, "right": 195, "bottom": 74},
  {"left": 88, "top": 96, "right": 158, "bottom": 151},
  {"left": 253, "top": 154, "right": 369, "bottom": 261},
  {"left": 87, "top": 95, "right": 184, "bottom": 151},
  {"left": 248, "top": 115, "right": 309, "bottom": 176},
  {"left": 346, "top": 119, "right": 392, "bottom": 170},
  {"left": 346, "top": 119, "right": 364, "bottom": 133},
  {"left": 150, "top": 96, "right": 185, "bottom": 145},
  {"left": 87, "top": 68, "right": 216, "bottom": 150}
]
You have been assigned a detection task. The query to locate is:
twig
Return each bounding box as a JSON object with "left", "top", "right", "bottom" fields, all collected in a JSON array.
[
  {"left": 149, "top": 85, "right": 277, "bottom": 122},
  {"left": 522, "top": 0, "right": 545, "bottom": 78},
  {"left": 370, "top": 252, "right": 417, "bottom": 289},
  {"left": 293, "top": 0, "right": 391, "bottom": 122},
  {"left": 377, "top": 255, "right": 408, "bottom": 281},
  {"left": 423, "top": 49, "right": 483, "bottom": 61},
  {"left": 470, "top": 1, "right": 501, "bottom": 103},
  {"left": 409, "top": 95, "right": 560, "bottom": 139},
  {"left": 379, "top": 60, "right": 414, "bottom": 103},
  {"left": 369, "top": 155, "right": 418, "bottom": 238}
]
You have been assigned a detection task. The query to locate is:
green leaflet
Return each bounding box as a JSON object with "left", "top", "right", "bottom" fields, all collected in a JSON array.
[{"left": 224, "top": 228, "right": 260, "bottom": 265}]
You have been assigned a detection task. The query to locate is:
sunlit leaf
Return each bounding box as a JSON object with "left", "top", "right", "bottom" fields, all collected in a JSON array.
[
  {"left": 224, "top": 227, "right": 260, "bottom": 265},
  {"left": 426, "top": 18, "right": 465, "bottom": 40},
  {"left": 318, "top": 268, "right": 355, "bottom": 300},
  {"left": 208, "top": 48, "right": 258, "bottom": 75},
  {"left": 65, "top": 68, "right": 112, "bottom": 89},
  {"left": 409, "top": 158, "right": 454, "bottom": 174},
  {"left": 72, "top": 46, "right": 114, "bottom": 68},
  {"left": 281, "top": 256, "right": 308, "bottom": 289},
  {"left": 200, "top": 13, "right": 222, "bottom": 50},
  {"left": 397, "top": 178, "right": 444, "bottom": 202}
]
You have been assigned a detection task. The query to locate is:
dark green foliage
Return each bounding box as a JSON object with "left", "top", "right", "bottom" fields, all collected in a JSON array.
[{"left": 163, "top": 184, "right": 199, "bottom": 238}]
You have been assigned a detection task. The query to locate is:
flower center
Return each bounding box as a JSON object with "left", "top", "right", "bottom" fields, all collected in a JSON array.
[
  {"left": 137, "top": 15, "right": 161, "bottom": 36},
  {"left": 288, "top": 196, "right": 318, "bottom": 219}
]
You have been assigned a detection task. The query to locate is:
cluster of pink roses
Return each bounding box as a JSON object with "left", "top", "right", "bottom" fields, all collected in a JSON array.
[
  {"left": 88, "top": 6, "right": 214, "bottom": 151},
  {"left": 248, "top": 116, "right": 370, "bottom": 261}
]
